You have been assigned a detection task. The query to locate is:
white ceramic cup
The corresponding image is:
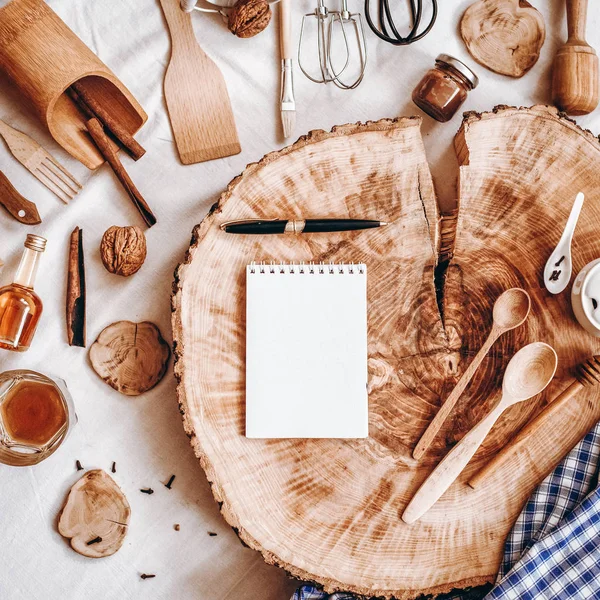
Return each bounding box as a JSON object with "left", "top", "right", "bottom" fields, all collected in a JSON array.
[{"left": 572, "top": 259, "right": 600, "bottom": 337}]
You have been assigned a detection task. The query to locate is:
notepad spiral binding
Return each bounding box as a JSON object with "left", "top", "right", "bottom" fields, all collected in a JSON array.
[{"left": 248, "top": 262, "right": 366, "bottom": 275}]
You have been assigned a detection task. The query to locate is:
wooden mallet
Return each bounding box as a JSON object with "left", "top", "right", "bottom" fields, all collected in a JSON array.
[
  {"left": 552, "top": 0, "right": 599, "bottom": 115},
  {"left": 469, "top": 355, "right": 600, "bottom": 489}
]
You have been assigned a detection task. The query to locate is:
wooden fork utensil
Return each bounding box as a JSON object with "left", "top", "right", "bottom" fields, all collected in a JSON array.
[
  {"left": 0, "top": 170, "right": 42, "bottom": 224},
  {"left": 0, "top": 119, "right": 81, "bottom": 203}
]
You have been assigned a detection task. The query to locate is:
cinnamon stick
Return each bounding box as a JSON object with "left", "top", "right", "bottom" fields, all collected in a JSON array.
[
  {"left": 70, "top": 82, "right": 146, "bottom": 161},
  {"left": 66, "top": 227, "right": 86, "bottom": 347},
  {"left": 86, "top": 118, "right": 157, "bottom": 227}
]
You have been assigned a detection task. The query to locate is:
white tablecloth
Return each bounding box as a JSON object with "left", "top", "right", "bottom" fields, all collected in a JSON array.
[{"left": 1, "top": 1, "right": 599, "bottom": 598}]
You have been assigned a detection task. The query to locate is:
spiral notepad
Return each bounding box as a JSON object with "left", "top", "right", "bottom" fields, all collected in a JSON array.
[{"left": 246, "top": 263, "right": 368, "bottom": 438}]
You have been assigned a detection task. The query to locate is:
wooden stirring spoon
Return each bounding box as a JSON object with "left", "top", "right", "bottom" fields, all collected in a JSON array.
[
  {"left": 413, "top": 288, "right": 531, "bottom": 460},
  {"left": 403, "top": 342, "right": 557, "bottom": 524}
]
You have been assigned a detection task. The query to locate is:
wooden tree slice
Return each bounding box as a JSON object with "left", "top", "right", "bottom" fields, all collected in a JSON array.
[
  {"left": 89, "top": 321, "right": 171, "bottom": 396},
  {"left": 58, "top": 469, "right": 130, "bottom": 558},
  {"left": 172, "top": 108, "right": 600, "bottom": 598},
  {"left": 460, "top": 0, "right": 545, "bottom": 78}
]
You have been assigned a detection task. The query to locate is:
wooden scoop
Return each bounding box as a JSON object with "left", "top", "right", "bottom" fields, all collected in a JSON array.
[
  {"left": 552, "top": 0, "right": 599, "bottom": 115},
  {"left": 158, "top": 0, "right": 241, "bottom": 164},
  {"left": 403, "top": 342, "right": 557, "bottom": 524},
  {"left": 413, "top": 288, "right": 531, "bottom": 460}
]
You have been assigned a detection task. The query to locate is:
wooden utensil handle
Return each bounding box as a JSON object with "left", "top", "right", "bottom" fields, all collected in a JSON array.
[
  {"left": 280, "top": 0, "right": 293, "bottom": 60},
  {"left": 468, "top": 380, "right": 583, "bottom": 489},
  {"left": 0, "top": 170, "right": 41, "bottom": 224},
  {"left": 158, "top": 0, "right": 198, "bottom": 48},
  {"left": 567, "top": 0, "right": 588, "bottom": 43},
  {"left": 86, "top": 119, "right": 156, "bottom": 227},
  {"left": 413, "top": 329, "right": 499, "bottom": 460},
  {"left": 403, "top": 401, "right": 506, "bottom": 524}
]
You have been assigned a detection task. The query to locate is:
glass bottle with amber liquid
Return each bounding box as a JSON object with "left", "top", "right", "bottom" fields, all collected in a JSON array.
[{"left": 0, "top": 234, "right": 47, "bottom": 352}]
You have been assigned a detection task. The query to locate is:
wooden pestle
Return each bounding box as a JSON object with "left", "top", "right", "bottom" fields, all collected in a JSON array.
[
  {"left": 552, "top": 0, "right": 599, "bottom": 115},
  {"left": 469, "top": 355, "right": 600, "bottom": 489}
]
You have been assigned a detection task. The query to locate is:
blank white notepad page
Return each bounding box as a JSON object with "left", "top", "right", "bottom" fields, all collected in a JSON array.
[{"left": 246, "top": 264, "right": 368, "bottom": 438}]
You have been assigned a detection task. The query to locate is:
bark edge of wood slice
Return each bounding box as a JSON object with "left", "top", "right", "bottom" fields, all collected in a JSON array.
[
  {"left": 58, "top": 469, "right": 130, "bottom": 558},
  {"left": 172, "top": 108, "right": 600, "bottom": 598},
  {"left": 89, "top": 320, "right": 171, "bottom": 396},
  {"left": 460, "top": 0, "right": 545, "bottom": 78}
]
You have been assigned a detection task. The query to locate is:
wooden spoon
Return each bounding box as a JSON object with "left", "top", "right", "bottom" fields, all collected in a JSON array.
[
  {"left": 544, "top": 192, "right": 584, "bottom": 295},
  {"left": 403, "top": 342, "right": 558, "bottom": 524},
  {"left": 413, "top": 288, "right": 531, "bottom": 460},
  {"left": 158, "top": 0, "right": 240, "bottom": 164}
]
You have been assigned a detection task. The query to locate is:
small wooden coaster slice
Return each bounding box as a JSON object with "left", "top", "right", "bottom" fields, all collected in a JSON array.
[
  {"left": 460, "top": 0, "right": 545, "bottom": 78},
  {"left": 89, "top": 321, "right": 171, "bottom": 396},
  {"left": 58, "top": 469, "right": 130, "bottom": 558}
]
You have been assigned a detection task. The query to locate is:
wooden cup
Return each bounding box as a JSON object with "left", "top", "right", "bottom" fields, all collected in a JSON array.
[{"left": 0, "top": 0, "right": 147, "bottom": 169}]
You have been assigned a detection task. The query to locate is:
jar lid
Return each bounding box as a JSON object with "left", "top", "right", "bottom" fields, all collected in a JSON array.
[
  {"left": 436, "top": 54, "right": 479, "bottom": 89},
  {"left": 24, "top": 234, "right": 47, "bottom": 252}
]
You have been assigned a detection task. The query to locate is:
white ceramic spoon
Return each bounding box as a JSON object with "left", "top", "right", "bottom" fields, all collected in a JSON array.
[
  {"left": 544, "top": 192, "right": 584, "bottom": 294},
  {"left": 402, "top": 342, "right": 558, "bottom": 525}
]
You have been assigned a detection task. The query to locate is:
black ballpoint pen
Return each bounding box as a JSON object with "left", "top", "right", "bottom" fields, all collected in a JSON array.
[{"left": 220, "top": 219, "right": 388, "bottom": 234}]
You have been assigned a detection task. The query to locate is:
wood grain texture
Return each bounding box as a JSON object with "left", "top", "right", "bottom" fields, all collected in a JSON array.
[
  {"left": 89, "top": 321, "right": 171, "bottom": 396},
  {"left": 158, "top": 0, "right": 240, "bottom": 164},
  {"left": 172, "top": 107, "right": 600, "bottom": 598},
  {"left": 552, "top": 0, "right": 599, "bottom": 115},
  {"left": 58, "top": 469, "right": 130, "bottom": 558},
  {"left": 0, "top": 0, "right": 147, "bottom": 169},
  {"left": 460, "top": 0, "right": 545, "bottom": 78}
]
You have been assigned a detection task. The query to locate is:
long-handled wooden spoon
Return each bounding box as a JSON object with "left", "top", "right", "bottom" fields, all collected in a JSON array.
[
  {"left": 403, "top": 342, "right": 557, "bottom": 524},
  {"left": 413, "top": 288, "right": 531, "bottom": 460},
  {"left": 468, "top": 354, "right": 600, "bottom": 489}
]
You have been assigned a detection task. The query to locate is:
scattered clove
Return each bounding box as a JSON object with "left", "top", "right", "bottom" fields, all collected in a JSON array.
[
  {"left": 76, "top": 460, "right": 83, "bottom": 471},
  {"left": 549, "top": 270, "right": 562, "bottom": 281},
  {"left": 174, "top": 524, "right": 180, "bottom": 531},
  {"left": 140, "top": 574, "right": 156, "bottom": 580},
  {"left": 208, "top": 532, "right": 217, "bottom": 537},
  {"left": 593, "top": 298, "right": 598, "bottom": 310},
  {"left": 140, "top": 488, "right": 154, "bottom": 495},
  {"left": 555, "top": 255, "right": 566, "bottom": 267},
  {"left": 111, "top": 461, "right": 116, "bottom": 474},
  {"left": 86, "top": 536, "right": 102, "bottom": 546},
  {"left": 164, "top": 475, "right": 176, "bottom": 490}
]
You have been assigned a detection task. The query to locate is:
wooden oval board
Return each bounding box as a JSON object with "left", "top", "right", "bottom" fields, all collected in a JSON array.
[{"left": 172, "top": 107, "right": 600, "bottom": 598}]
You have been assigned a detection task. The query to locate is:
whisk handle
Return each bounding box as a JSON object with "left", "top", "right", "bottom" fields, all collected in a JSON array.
[{"left": 280, "top": 0, "right": 293, "bottom": 59}]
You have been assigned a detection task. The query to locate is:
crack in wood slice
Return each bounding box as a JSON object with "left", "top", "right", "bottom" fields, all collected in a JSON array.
[
  {"left": 460, "top": 0, "right": 545, "bottom": 78},
  {"left": 171, "top": 108, "right": 600, "bottom": 598}
]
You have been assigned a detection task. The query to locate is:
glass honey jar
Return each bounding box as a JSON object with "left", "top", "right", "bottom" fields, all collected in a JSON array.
[
  {"left": 0, "top": 370, "right": 75, "bottom": 466},
  {"left": 412, "top": 54, "right": 479, "bottom": 123}
]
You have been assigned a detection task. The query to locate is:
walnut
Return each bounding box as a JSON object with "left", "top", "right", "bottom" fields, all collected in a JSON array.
[
  {"left": 228, "top": 0, "right": 271, "bottom": 38},
  {"left": 100, "top": 225, "right": 146, "bottom": 277}
]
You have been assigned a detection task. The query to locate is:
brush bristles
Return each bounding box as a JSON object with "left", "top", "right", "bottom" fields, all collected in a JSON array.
[{"left": 281, "top": 110, "right": 296, "bottom": 139}]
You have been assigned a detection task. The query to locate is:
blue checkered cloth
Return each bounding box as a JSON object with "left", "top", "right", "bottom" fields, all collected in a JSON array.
[{"left": 291, "top": 422, "right": 600, "bottom": 600}]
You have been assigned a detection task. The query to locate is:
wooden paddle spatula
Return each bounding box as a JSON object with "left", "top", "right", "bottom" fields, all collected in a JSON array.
[{"left": 158, "top": 0, "right": 241, "bottom": 164}]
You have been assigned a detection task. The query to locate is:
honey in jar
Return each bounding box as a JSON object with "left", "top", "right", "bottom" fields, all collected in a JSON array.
[{"left": 412, "top": 54, "right": 479, "bottom": 123}]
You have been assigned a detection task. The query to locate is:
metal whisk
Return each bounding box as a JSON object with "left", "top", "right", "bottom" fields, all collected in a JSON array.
[{"left": 298, "top": 0, "right": 367, "bottom": 89}]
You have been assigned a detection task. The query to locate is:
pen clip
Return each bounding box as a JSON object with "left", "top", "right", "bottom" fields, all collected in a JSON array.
[{"left": 220, "top": 218, "right": 279, "bottom": 230}]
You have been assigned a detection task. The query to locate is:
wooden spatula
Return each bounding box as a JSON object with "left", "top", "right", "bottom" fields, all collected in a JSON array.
[
  {"left": 158, "top": 0, "right": 241, "bottom": 164},
  {"left": 0, "top": 170, "right": 41, "bottom": 224}
]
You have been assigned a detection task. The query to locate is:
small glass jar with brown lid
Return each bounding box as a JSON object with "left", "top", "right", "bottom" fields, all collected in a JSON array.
[{"left": 412, "top": 54, "right": 479, "bottom": 123}]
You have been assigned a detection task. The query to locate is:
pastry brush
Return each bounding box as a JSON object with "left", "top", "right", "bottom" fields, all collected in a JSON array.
[{"left": 279, "top": 0, "right": 295, "bottom": 138}]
